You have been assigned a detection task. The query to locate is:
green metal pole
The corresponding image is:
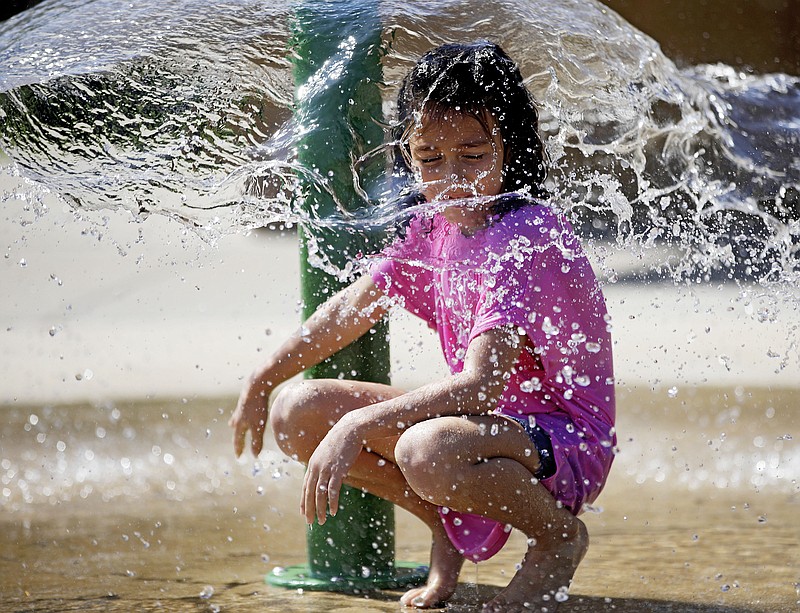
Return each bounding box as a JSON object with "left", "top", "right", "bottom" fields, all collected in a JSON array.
[{"left": 266, "top": 0, "right": 426, "bottom": 592}]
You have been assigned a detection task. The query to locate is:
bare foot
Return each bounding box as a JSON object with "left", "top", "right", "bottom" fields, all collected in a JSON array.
[
  {"left": 400, "top": 523, "right": 464, "bottom": 609},
  {"left": 481, "top": 519, "right": 589, "bottom": 612}
]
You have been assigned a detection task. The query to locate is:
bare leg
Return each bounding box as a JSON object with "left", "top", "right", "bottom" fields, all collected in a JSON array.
[
  {"left": 482, "top": 518, "right": 587, "bottom": 613},
  {"left": 270, "top": 381, "right": 588, "bottom": 611},
  {"left": 341, "top": 448, "right": 464, "bottom": 608},
  {"left": 395, "top": 415, "right": 589, "bottom": 612},
  {"left": 269, "top": 380, "right": 463, "bottom": 608}
]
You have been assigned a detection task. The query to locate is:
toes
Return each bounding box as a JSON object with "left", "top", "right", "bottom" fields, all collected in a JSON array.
[
  {"left": 400, "top": 587, "right": 443, "bottom": 609},
  {"left": 400, "top": 587, "right": 426, "bottom": 608}
]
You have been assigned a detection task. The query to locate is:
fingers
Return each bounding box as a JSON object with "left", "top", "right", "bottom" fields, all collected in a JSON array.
[
  {"left": 301, "top": 467, "right": 341, "bottom": 526},
  {"left": 327, "top": 472, "right": 342, "bottom": 518},
  {"left": 301, "top": 468, "right": 326, "bottom": 525},
  {"left": 315, "top": 476, "right": 329, "bottom": 525},
  {"left": 230, "top": 419, "right": 266, "bottom": 459},
  {"left": 229, "top": 391, "right": 268, "bottom": 458},
  {"left": 232, "top": 419, "right": 247, "bottom": 458},
  {"left": 230, "top": 409, "right": 265, "bottom": 459},
  {"left": 250, "top": 417, "right": 266, "bottom": 457},
  {"left": 301, "top": 470, "right": 317, "bottom": 524}
]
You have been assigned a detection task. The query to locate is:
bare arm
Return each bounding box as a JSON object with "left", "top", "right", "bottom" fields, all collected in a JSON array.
[
  {"left": 301, "top": 324, "right": 524, "bottom": 523},
  {"left": 230, "top": 275, "right": 388, "bottom": 457},
  {"left": 348, "top": 325, "right": 523, "bottom": 437}
]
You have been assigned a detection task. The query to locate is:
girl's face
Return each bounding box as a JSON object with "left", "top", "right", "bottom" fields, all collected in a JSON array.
[{"left": 407, "top": 111, "right": 504, "bottom": 230}]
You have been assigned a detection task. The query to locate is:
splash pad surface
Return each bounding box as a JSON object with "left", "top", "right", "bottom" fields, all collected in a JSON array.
[{"left": 1, "top": 388, "right": 798, "bottom": 612}]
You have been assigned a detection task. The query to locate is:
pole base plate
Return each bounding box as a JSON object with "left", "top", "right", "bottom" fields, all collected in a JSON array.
[{"left": 266, "top": 561, "right": 429, "bottom": 593}]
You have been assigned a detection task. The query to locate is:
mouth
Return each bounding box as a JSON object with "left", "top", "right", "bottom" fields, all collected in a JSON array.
[
  {"left": 436, "top": 193, "right": 495, "bottom": 206},
  {"left": 441, "top": 193, "right": 472, "bottom": 202}
]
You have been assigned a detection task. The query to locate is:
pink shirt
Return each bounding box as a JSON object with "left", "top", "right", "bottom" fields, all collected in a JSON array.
[{"left": 370, "top": 200, "right": 615, "bottom": 436}]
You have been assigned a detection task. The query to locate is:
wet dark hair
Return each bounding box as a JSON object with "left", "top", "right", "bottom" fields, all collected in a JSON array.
[{"left": 394, "top": 40, "right": 549, "bottom": 210}]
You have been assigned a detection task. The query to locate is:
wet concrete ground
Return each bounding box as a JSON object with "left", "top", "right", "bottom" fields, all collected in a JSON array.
[{"left": 1, "top": 386, "right": 798, "bottom": 612}]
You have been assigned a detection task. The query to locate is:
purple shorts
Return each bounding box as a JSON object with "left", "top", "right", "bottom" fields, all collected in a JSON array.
[{"left": 438, "top": 411, "right": 615, "bottom": 562}]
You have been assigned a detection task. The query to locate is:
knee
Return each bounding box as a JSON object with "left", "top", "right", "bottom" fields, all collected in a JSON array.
[
  {"left": 269, "top": 381, "right": 333, "bottom": 460},
  {"left": 395, "top": 421, "right": 462, "bottom": 505}
]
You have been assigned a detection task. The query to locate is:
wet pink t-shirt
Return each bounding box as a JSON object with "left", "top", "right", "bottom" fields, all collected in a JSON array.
[{"left": 370, "top": 199, "right": 616, "bottom": 560}]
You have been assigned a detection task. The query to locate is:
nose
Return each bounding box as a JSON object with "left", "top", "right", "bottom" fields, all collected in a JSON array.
[
  {"left": 442, "top": 159, "right": 470, "bottom": 183},
  {"left": 434, "top": 161, "right": 477, "bottom": 196}
]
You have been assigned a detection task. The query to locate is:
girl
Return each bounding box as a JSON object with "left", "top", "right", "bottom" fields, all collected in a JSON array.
[{"left": 230, "top": 41, "right": 616, "bottom": 612}]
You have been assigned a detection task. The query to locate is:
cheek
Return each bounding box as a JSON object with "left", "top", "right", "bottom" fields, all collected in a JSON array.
[{"left": 476, "top": 163, "right": 504, "bottom": 189}]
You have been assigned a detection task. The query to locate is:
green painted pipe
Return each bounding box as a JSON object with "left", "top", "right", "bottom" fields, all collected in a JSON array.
[{"left": 267, "top": 0, "right": 427, "bottom": 592}]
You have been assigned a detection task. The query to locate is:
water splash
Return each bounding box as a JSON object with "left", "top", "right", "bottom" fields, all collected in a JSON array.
[
  {"left": 0, "top": 401, "right": 292, "bottom": 511},
  {"left": 0, "top": 0, "right": 798, "bottom": 286}
]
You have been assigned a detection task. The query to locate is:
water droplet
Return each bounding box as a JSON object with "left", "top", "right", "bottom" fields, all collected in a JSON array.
[
  {"left": 541, "top": 316, "right": 560, "bottom": 336},
  {"left": 199, "top": 585, "right": 214, "bottom": 599},
  {"left": 668, "top": 386, "right": 678, "bottom": 398},
  {"left": 452, "top": 517, "right": 463, "bottom": 526},
  {"left": 18, "top": 258, "right": 27, "bottom": 268},
  {"left": 490, "top": 423, "right": 499, "bottom": 436},
  {"left": 586, "top": 342, "right": 601, "bottom": 353},
  {"left": 261, "top": 553, "right": 270, "bottom": 563}
]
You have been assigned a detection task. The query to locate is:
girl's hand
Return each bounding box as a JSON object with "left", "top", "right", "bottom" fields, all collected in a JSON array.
[
  {"left": 229, "top": 376, "right": 274, "bottom": 458},
  {"left": 301, "top": 418, "right": 363, "bottom": 525}
]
